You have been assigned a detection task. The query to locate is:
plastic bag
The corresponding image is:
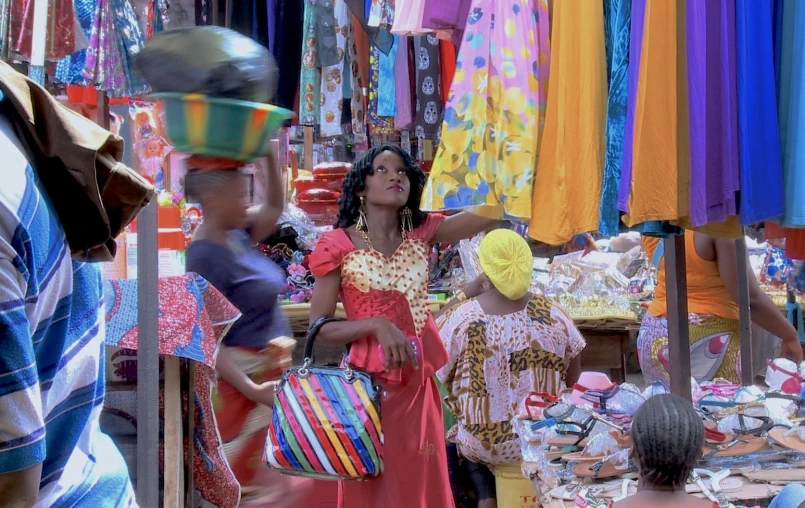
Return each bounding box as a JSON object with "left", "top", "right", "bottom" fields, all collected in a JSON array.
[{"left": 136, "top": 26, "right": 279, "bottom": 102}]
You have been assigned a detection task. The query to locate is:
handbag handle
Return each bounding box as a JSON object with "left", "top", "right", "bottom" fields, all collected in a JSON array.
[{"left": 303, "top": 316, "right": 346, "bottom": 365}]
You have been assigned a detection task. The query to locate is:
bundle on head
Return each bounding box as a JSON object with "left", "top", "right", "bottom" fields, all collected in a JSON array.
[{"left": 631, "top": 393, "right": 704, "bottom": 490}]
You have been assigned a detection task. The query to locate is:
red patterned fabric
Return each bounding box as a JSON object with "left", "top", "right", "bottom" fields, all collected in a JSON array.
[{"left": 9, "top": 0, "right": 76, "bottom": 59}]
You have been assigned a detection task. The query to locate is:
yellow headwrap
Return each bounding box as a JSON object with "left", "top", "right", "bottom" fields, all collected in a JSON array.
[{"left": 478, "top": 229, "right": 533, "bottom": 300}]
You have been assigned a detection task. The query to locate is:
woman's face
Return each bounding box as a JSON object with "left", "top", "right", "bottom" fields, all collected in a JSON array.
[
  {"left": 206, "top": 174, "right": 250, "bottom": 230},
  {"left": 361, "top": 150, "right": 410, "bottom": 209}
]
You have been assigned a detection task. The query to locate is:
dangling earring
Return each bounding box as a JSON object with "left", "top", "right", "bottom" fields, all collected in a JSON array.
[
  {"left": 357, "top": 196, "right": 368, "bottom": 233},
  {"left": 400, "top": 207, "right": 413, "bottom": 240}
]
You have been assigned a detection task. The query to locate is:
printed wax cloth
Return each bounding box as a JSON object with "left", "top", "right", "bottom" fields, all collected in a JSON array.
[{"left": 103, "top": 273, "right": 240, "bottom": 368}]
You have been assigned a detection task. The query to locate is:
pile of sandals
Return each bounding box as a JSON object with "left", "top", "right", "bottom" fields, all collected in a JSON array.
[{"left": 518, "top": 379, "right": 805, "bottom": 507}]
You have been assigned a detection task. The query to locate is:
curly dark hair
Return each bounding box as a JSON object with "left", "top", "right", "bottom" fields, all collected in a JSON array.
[
  {"left": 335, "top": 143, "right": 429, "bottom": 229},
  {"left": 631, "top": 393, "right": 704, "bottom": 490}
]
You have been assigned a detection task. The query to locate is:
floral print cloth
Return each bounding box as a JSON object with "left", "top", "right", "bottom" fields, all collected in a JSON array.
[{"left": 422, "top": 0, "right": 549, "bottom": 219}]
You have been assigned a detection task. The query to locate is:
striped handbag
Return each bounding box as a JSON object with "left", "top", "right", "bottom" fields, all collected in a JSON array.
[{"left": 265, "top": 316, "right": 384, "bottom": 480}]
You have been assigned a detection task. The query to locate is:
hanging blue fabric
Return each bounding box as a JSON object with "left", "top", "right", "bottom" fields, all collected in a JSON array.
[
  {"left": 54, "top": 0, "right": 98, "bottom": 85},
  {"left": 786, "top": 301, "right": 805, "bottom": 343},
  {"left": 377, "top": 35, "right": 399, "bottom": 117},
  {"left": 599, "top": 0, "right": 631, "bottom": 237}
]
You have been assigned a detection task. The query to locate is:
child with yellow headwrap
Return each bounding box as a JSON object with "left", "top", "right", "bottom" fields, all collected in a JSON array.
[{"left": 436, "top": 229, "right": 586, "bottom": 508}]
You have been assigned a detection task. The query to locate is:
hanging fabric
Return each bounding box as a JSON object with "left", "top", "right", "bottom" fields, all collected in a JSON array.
[
  {"left": 345, "top": 0, "right": 394, "bottom": 54},
  {"left": 320, "top": 0, "right": 349, "bottom": 137},
  {"left": 422, "top": 0, "right": 545, "bottom": 218},
  {"left": 367, "top": 42, "right": 393, "bottom": 133},
  {"left": 367, "top": 0, "right": 383, "bottom": 27},
  {"left": 55, "top": 0, "right": 97, "bottom": 85},
  {"left": 273, "top": 0, "right": 304, "bottom": 110},
  {"left": 299, "top": 0, "right": 321, "bottom": 125},
  {"left": 347, "top": 17, "right": 367, "bottom": 138},
  {"left": 391, "top": 0, "right": 426, "bottom": 34},
  {"left": 377, "top": 35, "right": 399, "bottom": 117},
  {"left": 412, "top": 34, "right": 441, "bottom": 139},
  {"left": 82, "top": 0, "right": 149, "bottom": 97},
  {"left": 735, "top": 0, "right": 785, "bottom": 225},
  {"left": 8, "top": 0, "right": 77, "bottom": 60},
  {"left": 777, "top": 0, "right": 805, "bottom": 227},
  {"left": 684, "top": 0, "right": 740, "bottom": 228},
  {"left": 394, "top": 36, "right": 413, "bottom": 129},
  {"left": 528, "top": 0, "right": 607, "bottom": 245},
  {"left": 439, "top": 40, "right": 456, "bottom": 104},
  {"left": 317, "top": 0, "right": 340, "bottom": 67},
  {"left": 599, "top": 0, "right": 631, "bottom": 237},
  {"left": 619, "top": 0, "right": 690, "bottom": 228},
  {"left": 421, "top": 0, "right": 472, "bottom": 46}
]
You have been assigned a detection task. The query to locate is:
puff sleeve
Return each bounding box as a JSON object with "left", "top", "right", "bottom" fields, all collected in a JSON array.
[
  {"left": 308, "top": 229, "right": 355, "bottom": 277},
  {"left": 410, "top": 213, "right": 447, "bottom": 243}
]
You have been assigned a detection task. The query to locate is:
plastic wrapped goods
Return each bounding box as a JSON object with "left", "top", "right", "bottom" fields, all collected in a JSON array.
[{"left": 135, "top": 26, "right": 278, "bottom": 102}]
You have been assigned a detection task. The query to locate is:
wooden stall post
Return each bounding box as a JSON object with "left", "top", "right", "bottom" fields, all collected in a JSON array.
[
  {"left": 664, "top": 234, "right": 692, "bottom": 401},
  {"left": 736, "top": 235, "right": 753, "bottom": 385},
  {"left": 163, "top": 357, "right": 184, "bottom": 507}
]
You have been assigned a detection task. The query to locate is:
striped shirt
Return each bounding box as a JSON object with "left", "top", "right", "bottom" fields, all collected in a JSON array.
[{"left": 0, "top": 101, "right": 136, "bottom": 506}]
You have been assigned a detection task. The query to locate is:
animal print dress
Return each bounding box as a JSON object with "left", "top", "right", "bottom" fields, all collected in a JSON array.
[{"left": 436, "top": 295, "right": 585, "bottom": 466}]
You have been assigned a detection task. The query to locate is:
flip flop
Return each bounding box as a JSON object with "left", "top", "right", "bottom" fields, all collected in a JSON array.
[
  {"left": 704, "top": 421, "right": 728, "bottom": 444},
  {"left": 547, "top": 415, "right": 597, "bottom": 448},
  {"left": 768, "top": 427, "right": 805, "bottom": 453},
  {"left": 522, "top": 391, "right": 558, "bottom": 420},
  {"left": 690, "top": 469, "right": 739, "bottom": 508},
  {"left": 561, "top": 448, "right": 607, "bottom": 463},
  {"left": 686, "top": 469, "right": 742, "bottom": 495},
  {"left": 702, "top": 436, "right": 767, "bottom": 458},
  {"left": 545, "top": 444, "right": 581, "bottom": 460},
  {"left": 573, "top": 456, "right": 638, "bottom": 479}
]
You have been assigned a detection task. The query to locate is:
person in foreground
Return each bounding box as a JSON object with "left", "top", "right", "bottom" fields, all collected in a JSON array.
[
  {"left": 640, "top": 231, "right": 803, "bottom": 385},
  {"left": 0, "top": 68, "right": 146, "bottom": 505},
  {"left": 613, "top": 394, "right": 713, "bottom": 508},
  {"left": 436, "top": 229, "right": 585, "bottom": 508},
  {"left": 308, "top": 144, "right": 499, "bottom": 508},
  {"left": 184, "top": 151, "right": 309, "bottom": 506}
]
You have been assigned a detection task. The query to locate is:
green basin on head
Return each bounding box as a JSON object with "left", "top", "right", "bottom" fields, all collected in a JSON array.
[{"left": 153, "top": 93, "right": 295, "bottom": 161}]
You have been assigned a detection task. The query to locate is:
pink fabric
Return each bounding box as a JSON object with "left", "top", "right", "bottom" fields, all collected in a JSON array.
[{"left": 394, "top": 36, "right": 413, "bottom": 129}]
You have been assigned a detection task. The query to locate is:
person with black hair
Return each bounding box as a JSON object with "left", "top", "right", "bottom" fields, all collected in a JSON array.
[
  {"left": 614, "top": 393, "right": 714, "bottom": 508},
  {"left": 308, "top": 144, "right": 499, "bottom": 508}
]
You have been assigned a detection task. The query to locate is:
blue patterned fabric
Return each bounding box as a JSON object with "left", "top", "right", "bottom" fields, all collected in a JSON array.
[{"left": 54, "top": 0, "right": 97, "bottom": 85}]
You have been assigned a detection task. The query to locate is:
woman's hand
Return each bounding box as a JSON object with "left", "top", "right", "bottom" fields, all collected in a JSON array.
[
  {"left": 246, "top": 380, "right": 279, "bottom": 407},
  {"left": 781, "top": 337, "right": 804, "bottom": 365},
  {"left": 371, "top": 317, "right": 419, "bottom": 371}
]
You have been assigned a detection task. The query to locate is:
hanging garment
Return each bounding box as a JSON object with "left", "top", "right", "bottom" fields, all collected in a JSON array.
[
  {"left": 8, "top": 0, "right": 77, "bottom": 60},
  {"left": 321, "top": 0, "right": 349, "bottom": 137},
  {"left": 347, "top": 17, "right": 367, "bottom": 137},
  {"left": 766, "top": 223, "right": 805, "bottom": 261},
  {"left": 317, "top": 0, "right": 340, "bottom": 67},
  {"left": 422, "top": 0, "right": 546, "bottom": 219},
  {"left": 777, "top": 0, "right": 805, "bottom": 227},
  {"left": 367, "top": 0, "right": 383, "bottom": 27},
  {"left": 412, "top": 34, "right": 441, "bottom": 139},
  {"left": 598, "top": 0, "right": 631, "bottom": 237},
  {"left": 619, "top": 0, "right": 690, "bottom": 228},
  {"left": 367, "top": 43, "right": 393, "bottom": 133},
  {"left": 421, "top": 0, "right": 472, "bottom": 46},
  {"left": 394, "top": 36, "right": 413, "bottom": 129},
  {"left": 439, "top": 40, "right": 456, "bottom": 104},
  {"left": 735, "top": 0, "right": 785, "bottom": 225},
  {"left": 299, "top": 0, "right": 321, "bottom": 125},
  {"left": 529, "top": 0, "right": 607, "bottom": 244},
  {"left": 82, "top": 0, "right": 148, "bottom": 97},
  {"left": 345, "top": 0, "right": 394, "bottom": 54},
  {"left": 55, "top": 0, "right": 97, "bottom": 85},
  {"left": 273, "top": 0, "right": 304, "bottom": 110},
  {"left": 685, "top": 0, "right": 740, "bottom": 227},
  {"left": 377, "top": 35, "right": 399, "bottom": 117},
  {"left": 267, "top": 0, "right": 276, "bottom": 52},
  {"left": 391, "top": 0, "right": 426, "bottom": 34}
]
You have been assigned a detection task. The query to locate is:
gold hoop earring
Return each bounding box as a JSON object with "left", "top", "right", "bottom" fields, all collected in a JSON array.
[
  {"left": 400, "top": 207, "right": 413, "bottom": 240},
  {"left": 357, "top": 196, "right": 368, "bottom": 233}
]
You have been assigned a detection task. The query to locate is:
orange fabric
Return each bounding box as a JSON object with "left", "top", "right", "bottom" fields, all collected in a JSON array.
[
  {"left": 623, "top": 0, "right": 691, "bottom": 227},
  {"left": 439, "top": 40, "right": 456, "bottom": 103},
  {"left": 352, "top": 16, "right": 370, "bottom": 90},
  {"left": 645, "top": 231, "right": 739, "bottom": 320}
]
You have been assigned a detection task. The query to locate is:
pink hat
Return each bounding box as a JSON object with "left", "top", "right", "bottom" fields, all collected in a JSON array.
[{"left": 571, "top": 372, "right": 616, "bottom": 406}]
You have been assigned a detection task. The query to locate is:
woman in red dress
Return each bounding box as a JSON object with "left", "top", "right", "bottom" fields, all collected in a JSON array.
[{"left": 308, "top": 144, "right": 497, "bottom": 507}]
